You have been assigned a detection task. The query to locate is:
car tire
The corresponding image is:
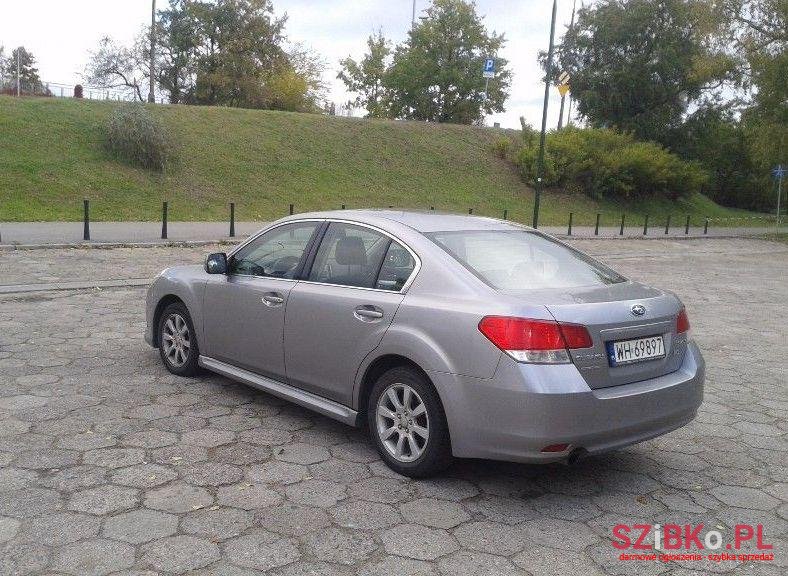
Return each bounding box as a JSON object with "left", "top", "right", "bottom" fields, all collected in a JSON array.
[
  {"left": 158, "top": 302, "right": 200, "bottom": 377},
  {"left": 367, "top": 366, "right": 452, "bottom": 478}
]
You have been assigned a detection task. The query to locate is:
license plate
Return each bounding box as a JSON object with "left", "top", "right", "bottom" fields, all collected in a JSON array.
[{"left": 607, "top": 335, "right": 665, "bottom": 366}]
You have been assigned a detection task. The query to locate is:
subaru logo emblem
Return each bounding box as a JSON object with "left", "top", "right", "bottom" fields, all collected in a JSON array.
[{"left": 631, "top": 304, "right": 646, "bottom": 316}]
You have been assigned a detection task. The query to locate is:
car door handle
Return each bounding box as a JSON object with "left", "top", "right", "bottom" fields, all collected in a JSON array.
[
  {"left": 262, "top": 293, "right": 285, "bottom": 307},
  {"left": 354, "top": 306, "right": 384, "bottom": 321}
]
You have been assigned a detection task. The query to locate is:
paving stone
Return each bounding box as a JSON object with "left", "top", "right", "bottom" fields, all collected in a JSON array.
[
  {"left": 218, "top": 482, "right": 283, "bottom": 509},
  {"left": 1, "top": 542, "right": 52, "bottom": 575},
  {"left": 358, "top": 556, "right": 438, "bottom": 576},
  {"left": 0, "top": 467, "right": 37, "bottom": 491},
  {"left": 247, "top": 461, "right": 309, "bottom": 485},
  {"left": 438, "top": 551, "right": 526, "bottom": 576},
  {"left": 709, "top": 484, "right": 780, "bottom": 510},
  {"left": 331, "top": 500, "right": 402, "bottom": 530},
  {"left": 271, "top": 561, "right": 353, "bottom": 576},
  {"left": 181, "top": 507, "right": 254, "bottom": 541},
  {"left": 275, "top": 442, "right": 330, "bottom": 464},
  {"left": 122, "top": 429, "right": 179, "bottom": 448},
  {"left": 0, "top": 487, "right": 62, "bottom": 517},
  {"left": 381, "top": 524, "right": 459, "bottom": 560},
  {"left": 109, "top": 462, "right": 178, "bottom": 488},
  {"left": 453, "top": 521, "right": 529, "bottom": 555},
  {"left": 144, "top": 482, "right": 214, "bottom": 513},
  {"left": 309, "top": 459, "right": 370, "bottom": 484},
  {"left": 13, "top": 447, "right": 80, "bottom": 469},
  {"left": 304, "top": 526, "right": 377, "bottom": 564},
  {"left": 142, "top": 535, "right": 221, "bottom": 573},
  {"left": 285, "top": 479, "right": 346, "bottom": 508},
  {"left": 57, "top": 431, "right": 117, "bottom": 451},
  {"left": 183, "top": 462, "right": 244, "bottom": 486},
  {"left": 103, "top": 509, "right": 178, "bottom": 544},
  {"left": 51, "top": 538, "right": 135, "bottom": 576},
  {"left": 400, "top": 497, "right": 470, "bottom": 529},
  {"left": 21, "top": 511, "right": 100, "bottom": 545},
  {"left": 83, "top": 447, "right": 146, "bottom": 468},
  {"left": 520, "top": 518, "right": 600, "bottom": 551},
  {"left": 513, "top": 545, "right": 604, "bottom": 576},
  {"left": 223, "top": 531, "right": 301, "bottom": 571},
  {"left": 68, "top": 484, "right": 139, "bottom": 515},
  {"left": 255, "top": 503, "right": 332, "bottom": 536},
  {"left": 215, "top": 442, "right": 272, "bottom": 465},
  {"left": 182, "top": 428, "right": 237, "bottom": 447},
  {"left": 349, "top": 477, "right": 414, "bottom": 504},
  {"left": 0, "top": 515, "right": 21, "bottom": 543}
]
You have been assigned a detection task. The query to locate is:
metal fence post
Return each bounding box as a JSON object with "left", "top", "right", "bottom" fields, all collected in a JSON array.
[
  {"left": 568, "top": 212, "right": 573, "bottom": 236},
  {"left": 704, "top": 218, "right": 709, "bottom": 235},
  {"left": 503, "top": 209, "right": 508, "bottom": 220},
  {"left": 430, "top": 206, "right": 435, "bottom": 211},
  {"left": 664, "top": 215, "right": 671, "bottom": 235},
  {"left": 341, "top": 204, "right": 345, "bottom": 210},
  {"left": 83, "top": 199, "right": 90, "bottom": 241},
  {"left": 468, "top": 208, "right": 473, "bottom": 214},
  {"left": 594, "top": 213, "right": 601, "bottom": 236},
  {"left": 619, "top": 214, "right": 625, "bottom": 236},
  {"left": 229, "top": 202, "right": 235, "bottom": 238},
  {"left": 289, "top": 203, "right": 294, "bottom": 215},
  {"left": 643, "top": 214, "right": 649, "bottom": 236},
  {"left": 161, "top": 202, "right": 168, "bottom": 239},
  {"left": 685, "top": 215, "right": 690, "bottom": 235}
]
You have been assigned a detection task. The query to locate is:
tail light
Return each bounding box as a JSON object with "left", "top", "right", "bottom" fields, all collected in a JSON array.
[
  {"left": 677, "top": 307, "right": 690, "bottom": 334},
  {"left": 478, "top": 316, "right": 592, "bottom": 364}
]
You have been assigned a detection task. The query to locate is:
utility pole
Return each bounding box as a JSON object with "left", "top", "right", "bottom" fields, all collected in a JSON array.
[
  {"left": 532, "top": 0, "right": 557, "bottom": 229},
  {"left": 565, "top": 0, "right": 577, "bottom": 126},
  {"left": 16, "top": 47, "right": 21, "bottom": 97},
  {"left": 148, "top": 0, "right": 156, "bottom": 103},
  {"left": 412, "top": 0, "right": 416, "bottom": 28}
]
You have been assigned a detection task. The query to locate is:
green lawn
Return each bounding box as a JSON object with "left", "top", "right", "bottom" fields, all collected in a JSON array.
[{"left": 0, "top": 95, "right": 763, "bottom": 226}]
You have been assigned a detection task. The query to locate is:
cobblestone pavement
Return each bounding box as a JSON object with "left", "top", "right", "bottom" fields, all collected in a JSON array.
[{"left": 0, "top": 238, "right": 786, "bottom": 576}]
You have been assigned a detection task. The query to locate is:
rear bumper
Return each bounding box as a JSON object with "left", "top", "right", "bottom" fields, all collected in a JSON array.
[{"left": 434, "top": 341, "right": 705, "bottom": 463}]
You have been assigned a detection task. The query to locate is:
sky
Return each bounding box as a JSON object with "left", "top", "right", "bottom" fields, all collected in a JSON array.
[{"left": 0, "top": 0, "right": 581, "bottom": 129}]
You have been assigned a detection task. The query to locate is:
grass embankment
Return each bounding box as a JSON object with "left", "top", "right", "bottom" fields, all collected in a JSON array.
[{"left": 0, "top": 95, "right": 762, "bottom": 226}]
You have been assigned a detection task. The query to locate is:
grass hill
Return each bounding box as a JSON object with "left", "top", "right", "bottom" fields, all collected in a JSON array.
[{"left": 0, "top": 95, "right": 759, "bottom": 226}]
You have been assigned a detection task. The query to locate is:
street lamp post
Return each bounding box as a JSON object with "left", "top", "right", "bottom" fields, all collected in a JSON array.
[
  {"left": 532, "top": 0, "right": 558, "bottom": 229},
  {"left": 148, "top": 0, "right": 156, "bottom": 103}
]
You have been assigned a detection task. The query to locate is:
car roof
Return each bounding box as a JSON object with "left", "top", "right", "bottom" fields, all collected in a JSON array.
[{"left": 284, "top": 209, "right": 531, "bottom": 234}]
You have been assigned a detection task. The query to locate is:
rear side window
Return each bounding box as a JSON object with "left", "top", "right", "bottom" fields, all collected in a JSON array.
[
  {"left": 427, "top": 230, "right": 625, "bottom": 290},
  {"left": 376, "top": 241, "right": 416, "bottom": 291}
]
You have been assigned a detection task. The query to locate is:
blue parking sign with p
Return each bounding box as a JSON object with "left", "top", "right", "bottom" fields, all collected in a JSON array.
[{"left": 484, "top": 58, "right": 495, "bottom": 72}]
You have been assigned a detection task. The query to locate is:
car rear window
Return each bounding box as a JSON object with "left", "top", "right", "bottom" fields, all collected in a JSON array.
[{"left": 427, "top": 230, "right": 626, "bottom": 290}]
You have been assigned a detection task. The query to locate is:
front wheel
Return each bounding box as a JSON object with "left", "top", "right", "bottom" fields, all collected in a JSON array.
[
  {"left": 158, "top": 302, "right": 200, "bottom": 376},
  {"left": 367, "top": 366, "right": 452, "bottom": 478}
]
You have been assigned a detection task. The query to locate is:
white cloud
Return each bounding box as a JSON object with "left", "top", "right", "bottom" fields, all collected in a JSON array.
[{"left": 0, "top": 0, "right": 581, "bottom": 128}]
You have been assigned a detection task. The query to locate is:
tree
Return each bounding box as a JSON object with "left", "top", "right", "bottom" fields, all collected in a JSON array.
[
  {"left": 156, "top": 0, "right": 199, "bottom": 103},
  {"left": 555, "top": 0, "right": 737, "bottom": 145},
  {"left": 3, "top": 47, "right": 47, "bottom": 95},
  {"left": 338, "top": 31, "right": 391, "bottom": 118},
  {"left": 85, "top": 36, "right": 148, "bottom": 101},
  {"left": 386, "top": 0, "right": 511, "bottom": 124},
  {"left": 191, "top": 0, "right": 288, "bottom": 108}
]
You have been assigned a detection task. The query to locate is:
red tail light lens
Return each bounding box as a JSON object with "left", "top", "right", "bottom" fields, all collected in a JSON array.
[
  {"left": 677, "top": 308, "right": 690, "bottom": 334},
  {"left": 478, "top": 316, "right": 592, "bottom": 364}
]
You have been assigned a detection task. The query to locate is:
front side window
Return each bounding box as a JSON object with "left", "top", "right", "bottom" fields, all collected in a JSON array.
[
  {"left": 428, "top": 229, "right": 626, "bottom": 290},
  {"left": 229, "top": 222, "right": 319, "bottom": 278}
]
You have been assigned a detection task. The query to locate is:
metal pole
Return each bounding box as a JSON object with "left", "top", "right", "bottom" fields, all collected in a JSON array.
[
  {"left": 664, "top": 215, "right": 671, "bottom": 235},
  {"left": 229, "top": 202, "right": 235, "bottom": 237},
  {"left": 412, "top": 0, "right": 416, "bottom": 28},
  {"left": 685, "top": 215, "right": 690, "bottom": 235},
  {"left": 594, "top": 213, "right": 600, "bottom": 236},
  {"left": 568, "top": 212, "right": 573, "bottom": 236},
  {"left": 776, "top": 170, "right": 783, "bottom": 233},
  {"left": 289, "top": 203, "right": 294, "bottom": 215},
  {"left": 16, "top": 48, "right": 21, "bottom": 96},
  {"left": 619, "top": 214, "right": 625, "bottom": 235},
  {"left": 83, "top": 199, "right": 90, "bottom": 241},
  {"left": 643, "top": 214, "right": 649, "bottom": 236},
  {"left": 565, "top": 0, "right": 577, "bottom": 127},
  {"left": 468, "top": 208, "right": 473, "bottom": 214},
  {"left": 503, "top": 209, "right": 508, "bottom": 220},
  {"left": 148, "top": 0, "right": 156, "bottom": 103},
  {"left": 557, "top": 94, "right": 565, "bottom": 130},
  {"left": 532, "top": 0, "right": 558, "bottom": 229},
  {"left": 704, "top": 218, "right": 709, "bottom": 235},
  {"left": 161, "top": 201, "right": 168, "bottom": 239}
]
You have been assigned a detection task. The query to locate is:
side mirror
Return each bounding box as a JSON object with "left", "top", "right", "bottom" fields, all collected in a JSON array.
[{"left": 205, "top": 252, "right": 228, "bottom": 274}]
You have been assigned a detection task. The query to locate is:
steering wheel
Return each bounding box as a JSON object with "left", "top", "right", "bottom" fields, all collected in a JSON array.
[{"left": 266, "top": 255, "right": 301, "bottom": 277}]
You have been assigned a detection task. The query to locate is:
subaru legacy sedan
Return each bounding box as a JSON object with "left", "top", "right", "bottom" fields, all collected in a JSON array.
[{"left": 145, "top": 210, "right": 704, "bottom": 477}]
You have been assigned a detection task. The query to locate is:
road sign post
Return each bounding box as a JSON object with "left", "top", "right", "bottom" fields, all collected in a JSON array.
[{"left": 482, "top": 58, "right": 495, "bottom": 99}]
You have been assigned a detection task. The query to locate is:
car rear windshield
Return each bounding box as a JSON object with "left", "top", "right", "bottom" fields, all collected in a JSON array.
[{"left": 427, "top": 230, "right": 626, "bottom": 290}]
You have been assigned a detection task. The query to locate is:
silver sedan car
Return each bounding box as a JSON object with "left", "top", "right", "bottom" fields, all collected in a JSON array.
[{"left": 145, "top": 210, "right": 704, "bottom": 477}]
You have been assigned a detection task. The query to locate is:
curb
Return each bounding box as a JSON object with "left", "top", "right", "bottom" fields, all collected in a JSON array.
[{"left": 0, "top": 239, "right": 237, "bottom": 251}]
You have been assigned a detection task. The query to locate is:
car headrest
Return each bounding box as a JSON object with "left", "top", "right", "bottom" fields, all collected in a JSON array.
[{"left": 335, "top": 236, "right": 367, "bottom": 266}]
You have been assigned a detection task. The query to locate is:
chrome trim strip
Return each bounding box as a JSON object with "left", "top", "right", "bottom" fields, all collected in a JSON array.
[
  {"left": 227, "top": 217, "right": 422, "bottom": 294},
  {"left": 198, "top": 355, "right": 358, "bottom": 426}
]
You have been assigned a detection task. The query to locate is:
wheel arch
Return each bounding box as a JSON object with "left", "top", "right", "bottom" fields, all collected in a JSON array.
[{"left": 151, "top": 294, "right": 186, "bottom": 347}]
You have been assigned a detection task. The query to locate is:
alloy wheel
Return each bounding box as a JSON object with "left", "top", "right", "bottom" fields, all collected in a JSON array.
[
  {"left": 375, "top": 383, "right": 430, "bottom": 462},
  {"left": 161, "top": 313, "right": 191, "bottom": 368}
]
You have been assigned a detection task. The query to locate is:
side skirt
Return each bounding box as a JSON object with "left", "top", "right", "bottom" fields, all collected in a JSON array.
[{"left": 198, "top": 355, "right": 359, "bottom": 427}]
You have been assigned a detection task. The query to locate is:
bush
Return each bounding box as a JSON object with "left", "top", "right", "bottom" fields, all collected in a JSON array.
[
  {"left": 105, "top": 104, "right": 175, "bottom": 171},
  {"left": 492, "top": 137, "right": 511, "bottom": 160},
  {"left": 515, "top": 127, "right": 707, "bottom": 201}
]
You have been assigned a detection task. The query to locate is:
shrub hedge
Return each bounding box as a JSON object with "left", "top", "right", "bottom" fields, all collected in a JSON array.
[
  {"left": 513, "top": 127, "right": 707, "bottom": 201},
  {"left": 105, "top": 104, "right": 175, "bottom": 171}
]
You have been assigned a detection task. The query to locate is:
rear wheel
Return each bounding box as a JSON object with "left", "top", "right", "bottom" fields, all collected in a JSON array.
[
  {"left": 158, "top": 302, "right": 200, "bottom": 376},
  {"left": 367, "top": 366, "right": 452, "bottom": 478}
]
